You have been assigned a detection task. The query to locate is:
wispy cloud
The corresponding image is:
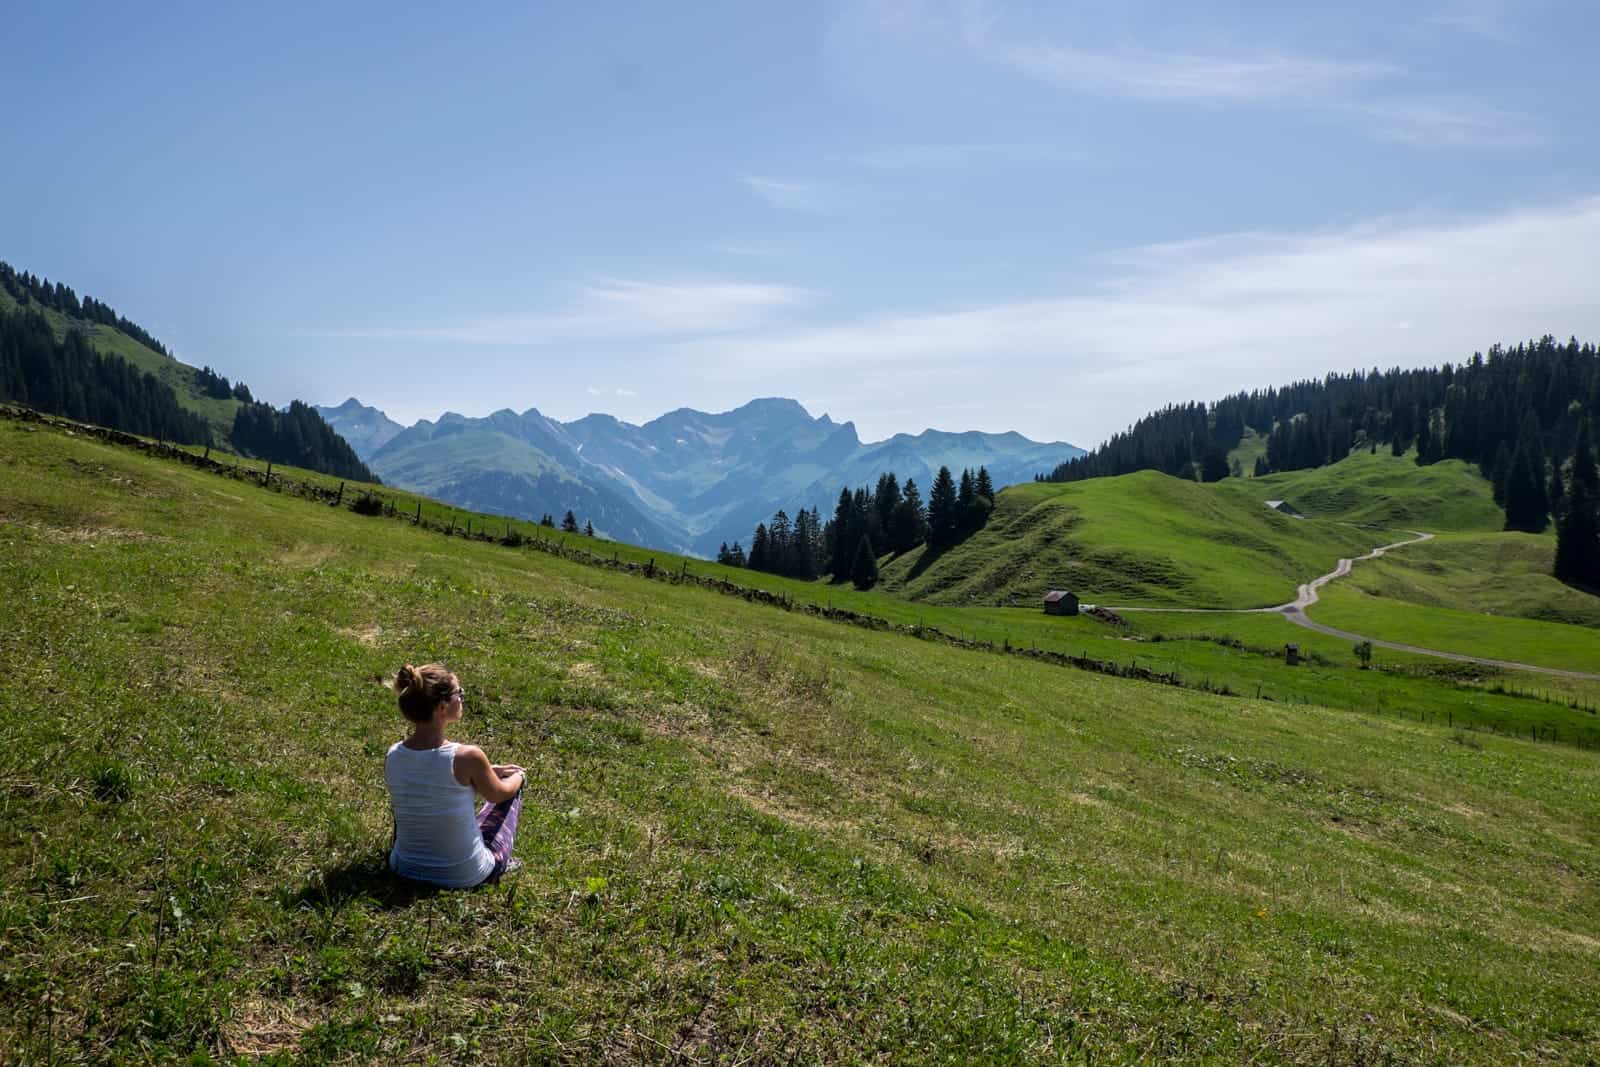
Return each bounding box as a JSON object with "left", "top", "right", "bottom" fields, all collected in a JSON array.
[
  {"left": 1362, "top": 99, "right": 1541, "bottom": 147},
  {"left": 1001, "top": 43, "right": 1393, "bottom": 104},
  {"left": 319, "top": 277, "right": 813, "bottom": 345},
  {"left": 838, "top": 0, "right": 1531, "bottom": 150},
  {"left": 669, "top": 196, "right": 1600, "bottom": 444},
  {"left": 740, "top": 175, "right": 826, "bottom": 211}
]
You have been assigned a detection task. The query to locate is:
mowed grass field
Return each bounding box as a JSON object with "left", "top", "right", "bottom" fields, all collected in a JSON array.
[
  {"left": 1311, "top": 583, "right": 1600, "bottom": 673},
  {"left": 4, "top": 420, "right": 1600, "bottom": 1064}
]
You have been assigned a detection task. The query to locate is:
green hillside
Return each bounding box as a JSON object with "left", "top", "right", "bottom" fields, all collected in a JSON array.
[
  {"left": 5, "top": 416, "right": 1600, "bottom": 1063},
  {"left": 1252, "top": 450, "right": 1506, "bottom": 531},
  {"left": 876, "top": 466, "right": 1383, "bottom": 609},
  {"left": 0, "top": 285, "right": 241, "bottom": 439},
  {"left": 156, "top": 427, "right": 1600, "bottom": 737},
  {"left": 876, "top": 449, "right": 1536, "bottom": 613}
]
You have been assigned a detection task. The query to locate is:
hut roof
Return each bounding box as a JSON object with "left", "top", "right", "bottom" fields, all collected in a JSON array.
[{"left": 1043, "top": 590, "right": 1075, "bottom": 603}]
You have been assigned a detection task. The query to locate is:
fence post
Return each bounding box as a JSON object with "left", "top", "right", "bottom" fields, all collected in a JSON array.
[
  {"left": 415, "top": 501, "right": 422, "bottom": 524},
  {"left": 335, "top": 481, "right": 344, "bottom": 506}
]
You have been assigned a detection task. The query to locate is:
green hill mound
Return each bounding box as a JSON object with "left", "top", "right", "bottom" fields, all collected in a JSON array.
[
  {"left": 1252, "top": 449, "right": 1506, "bottom": 531},
  {"left": 4, "top": 416, "right": 1600, "bottom": 1063},
  {"left": 879, "top": 450, "right": 1513, "bottom": 610}
]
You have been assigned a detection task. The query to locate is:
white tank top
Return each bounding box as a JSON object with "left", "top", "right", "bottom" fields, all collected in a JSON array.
[{"left": 385, "top": 740, "right": 496, "bottom": 888}]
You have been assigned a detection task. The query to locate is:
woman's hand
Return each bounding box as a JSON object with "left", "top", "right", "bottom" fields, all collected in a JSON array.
[{"left": 492, "top": 763, "right": 525, "bottom": 778}]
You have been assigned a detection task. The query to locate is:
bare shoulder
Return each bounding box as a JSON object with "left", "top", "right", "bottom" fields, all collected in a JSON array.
[{"left": 451, "top": 743, "right": 489, "bottom": 784}]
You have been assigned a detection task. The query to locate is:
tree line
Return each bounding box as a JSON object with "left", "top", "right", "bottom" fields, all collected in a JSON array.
[
  {"left": 194, "top": 364, "right": 255, "bottom": 403},
  {"left": 0, "top": 260, "right": 377, "bottom": 483},
  {"left": 1, "top": 260, "right": 171, "bottom": 358},
  {"left": 1041, "top": 338, "right": 1599, "bottom": 587},
  {"left": 0, "top": 305, "right": 212, "bottom": 444},
  {"left": 719, "top": 465, "right": 997, "bottom": 589},
  {"left": 230, "top": 399, "right": 374, "bottom": 482}
]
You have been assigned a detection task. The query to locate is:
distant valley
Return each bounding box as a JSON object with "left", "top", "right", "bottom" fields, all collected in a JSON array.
[{"left": 316, "top": 397, "right": 1085, "bottom": 556}]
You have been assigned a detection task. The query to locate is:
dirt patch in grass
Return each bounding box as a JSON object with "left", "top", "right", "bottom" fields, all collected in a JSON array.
[
  {"left": 220, "top": 998, "right": 320, "bottom": 1058},
  {"left": 276, "top": 542, "right": 339, "bottom": 569},
  {"left": 1560, "top": 930, "right": 1600, "bottom": 954},
  {"left": 340, "top": 623, "right": 386, "bottom": 647},
  {"left": 24, "top": 521, "right": 167, "bottom": 545},
  {"left": 1443, "top": 801, "right": 1485, "bottom": 819}
]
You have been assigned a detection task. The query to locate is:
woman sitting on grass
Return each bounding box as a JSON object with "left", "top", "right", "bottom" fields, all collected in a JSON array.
[{"left": 386, "top": 663, "right": 525, "bottom": 888}]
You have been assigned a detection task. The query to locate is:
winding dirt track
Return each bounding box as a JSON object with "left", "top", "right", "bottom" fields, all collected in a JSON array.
[{"left": 1102, "top": 532, "right": 1600, "bottom": 682}]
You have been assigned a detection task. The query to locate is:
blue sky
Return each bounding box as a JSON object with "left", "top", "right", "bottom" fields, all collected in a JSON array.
[{"left": 2, "top": 0, "right": 1597, "bottom": 446}]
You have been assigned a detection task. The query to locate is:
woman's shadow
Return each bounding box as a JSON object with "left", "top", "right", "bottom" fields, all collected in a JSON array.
[{"left": 282, "top": 846, "right": 446, "bottom": 913}]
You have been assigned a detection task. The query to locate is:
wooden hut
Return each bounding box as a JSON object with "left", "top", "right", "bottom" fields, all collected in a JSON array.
[
  {"left": 1042, "top": 590, "right": 1079, "bottom": 616},
  {"left": 1285, "top": 642, "right": 1300, "bottom": 666}
]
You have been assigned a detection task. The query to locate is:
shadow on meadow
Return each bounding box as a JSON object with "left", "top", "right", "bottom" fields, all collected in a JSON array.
[{"left": 282, "top": 849, "right": 448, "bottom": 913}]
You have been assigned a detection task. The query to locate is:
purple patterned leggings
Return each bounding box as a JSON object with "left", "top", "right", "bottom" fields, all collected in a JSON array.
[{"left": 476, "top": 790, "right": 522, "bottom": 880}]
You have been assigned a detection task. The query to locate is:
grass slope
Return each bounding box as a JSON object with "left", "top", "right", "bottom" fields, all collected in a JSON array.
[
  {"left": 163, "top": 428, "right": 1600, "bottom": 737},
  {"left": 1253, "top": 450, "right": 1504, "bottom": 532},
  {"left": 0, "top": 286, "right": 241, "bottom": 438},
  {"left": 878, "top": 468, "right": 1384, "bottom": 609},
  {"left": 1333, "top": 529, "right": 1600, "bottom": 628},
  {"left": 1312, "top": 583, "right": 1600, "bottom": 672},
  {"left": 5, "top": 419, "right": 1600, "bottom": 1063}
]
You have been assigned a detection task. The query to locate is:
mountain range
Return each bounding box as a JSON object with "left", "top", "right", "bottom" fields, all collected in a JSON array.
[{"left": 316, "top": 397, "right": 1085, "bottom": 557}]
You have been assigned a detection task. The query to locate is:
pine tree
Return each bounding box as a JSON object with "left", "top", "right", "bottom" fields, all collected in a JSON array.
[
  {"left": 562, "top": 510, "right": 578, "bottom": 533},
  {"left": 891, "top": 477, "right": 926, "bottom": 552},
  {"left": 749, "top": 523, "right": 770, "bottom": 572},
  {"left": 1503, "top": 443, "right": 1549, "bottom": 532},
  {"left": 1503, "top": 415, "right": 1551, "bottom": 533},
  {"left": 928, "top": 466, "right": 958, "bottom": 546},
  {"left": 1555, "top": 420, "right": 1600, "bottom": 587},
  {"left": 829, "top": 487, "right": 854, "bottom": 580},
  {"left": 768, "top": 510, "right": 794, "bottom": 576},
  {"left": 717, "top": 542, "right": 731, "bottom": 565},
  {"left": 540, "top": 514, "right": 555, "bottom": 527},
  {"left": 1491, "top": 441, "right": 1512, "bottom": 505},
  {"left": 584, "top": 520, "right": 595, "bottom": 537},
  {"left": 729, "top": 541, "right": 747, "bottom": 567},
  {"left": 974, "top": 466, "right": 994, "bottom": 500},
  {"left": 850, "top": 534, "right": 879, "bottom": 590}
]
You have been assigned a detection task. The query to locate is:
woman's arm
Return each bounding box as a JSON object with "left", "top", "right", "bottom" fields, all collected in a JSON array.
[{"left": 453, "top": 745, "right": 524, "bottom": 803}]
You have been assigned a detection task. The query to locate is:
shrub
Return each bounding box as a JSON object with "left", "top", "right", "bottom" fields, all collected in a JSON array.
[{"left": 351, "top": 493, "right": 384, "bottom": 516}]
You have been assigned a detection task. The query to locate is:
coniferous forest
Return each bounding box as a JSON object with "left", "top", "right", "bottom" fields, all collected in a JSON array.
[
  {"left": 0, "top": 305, "right": 212, "bottom": 444},
  {"left": 229, "top": 399, "right": 374, "bottom": 482},
  {"left": 1043, "top": 338, "right": 1600, "bottom": 588},
  {"left": 0, "top": 260, "right": 374, "bottom": 483},
  {"left": 723, "top": 466, "right": 996, "bottom": 587},
  {"left": 1, "top": 261, "right": 171, "bottom": 357}
]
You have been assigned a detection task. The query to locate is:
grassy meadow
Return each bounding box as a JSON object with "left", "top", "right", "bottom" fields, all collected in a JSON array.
[
  {"left": 1311, "top": 584, "right": 1600, "bottom": 673},
  {"left": 4, "top": 416, "right": 1600, "bottom": 1063}
]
